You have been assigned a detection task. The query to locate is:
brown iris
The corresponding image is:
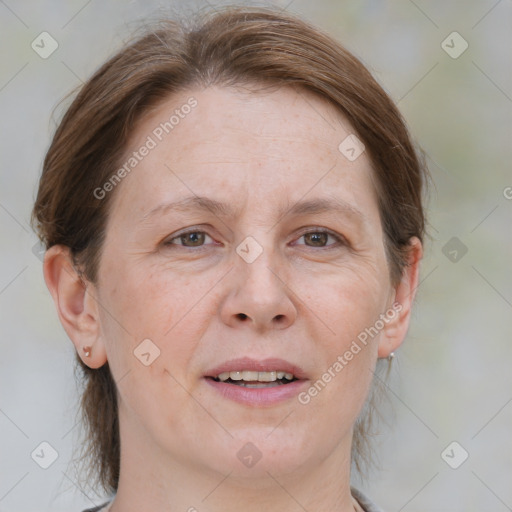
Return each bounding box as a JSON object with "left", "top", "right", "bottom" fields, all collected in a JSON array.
[{"left": 304, "top": 232, "right": 329, "bottom": 247}]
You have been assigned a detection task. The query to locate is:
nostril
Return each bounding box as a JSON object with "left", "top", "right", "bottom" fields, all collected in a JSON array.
[
  {"left": 237, "top": 313, "right": 248, "bottom": 320},
  {"left": 274, "top": 314, "right": 285, "bottom": 321}
]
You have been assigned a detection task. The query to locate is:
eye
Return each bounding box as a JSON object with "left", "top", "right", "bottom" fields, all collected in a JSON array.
[
  {"left": 165, "top": 230, "right": 214, "bottom": 247},
  {"left": 294, "top": 230, "right": 343, "bottom": 248}
]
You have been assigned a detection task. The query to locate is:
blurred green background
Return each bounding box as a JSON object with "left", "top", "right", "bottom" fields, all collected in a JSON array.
[{"left": 1, "top": 1, "right": 511, "bottom": 510}]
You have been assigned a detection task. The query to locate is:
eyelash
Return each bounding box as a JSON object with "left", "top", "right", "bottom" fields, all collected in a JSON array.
[{"left": 163, "top": 227, "right": 347, "bottom": 249}]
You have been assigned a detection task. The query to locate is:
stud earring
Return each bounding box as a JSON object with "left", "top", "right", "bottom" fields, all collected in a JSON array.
[
  {"left": 83, "top": 346, "right": 92, "bottom": 357},
  {"left": 388, "top": 351, "right": 395, "bottom": 362}
]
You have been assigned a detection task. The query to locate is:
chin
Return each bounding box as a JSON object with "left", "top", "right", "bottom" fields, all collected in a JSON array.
[{"left": 212, "top": 429, "right": 318, "bottom": 481}]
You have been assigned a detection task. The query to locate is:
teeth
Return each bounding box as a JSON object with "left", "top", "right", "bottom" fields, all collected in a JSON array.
[
  {"left": 216, "top": 370, "right": 295, "bottom": 382},
  {"left": 243, "top": 371, "right": 259, "bottom": 381}
]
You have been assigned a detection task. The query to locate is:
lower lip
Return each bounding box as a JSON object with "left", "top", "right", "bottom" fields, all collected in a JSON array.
[{"left": 204, "top": 378, "right": 308, "bottom": 406}]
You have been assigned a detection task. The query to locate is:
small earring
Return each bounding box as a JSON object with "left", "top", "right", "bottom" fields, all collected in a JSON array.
[
  {"left": 83, "top": 346, "right": 91, "bottom": 357},
  {"left": 388, "top": 351, "right": 395, "bottom": 362}
]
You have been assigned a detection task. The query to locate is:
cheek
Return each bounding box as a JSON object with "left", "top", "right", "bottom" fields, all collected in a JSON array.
[
  {"left": 298, "top": 261, "right": 390, "bottom": 341},
  {"left": 96, "top": 259, "right": 216, "bottom": 377},
  {"left": 296, "top": 277, "right": 382, "bottom": 433},
  {"left": 98, "top": 264, "right": 204, "bottom": 427},
  {"left": 294, "top": 264, "right": 388, "bottom": 405},
  {"left": 116, "top": 359, "right": 199, "bottom": 449},
  {"left": 99, "top": 261, "right": 188, "bottom": 335}
]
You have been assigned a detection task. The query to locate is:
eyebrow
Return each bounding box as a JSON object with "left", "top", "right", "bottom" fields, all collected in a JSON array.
[
  {"left": 140, "top": 196, "right": 236, "bottom": 223},
  {"left": 282, "top": 197, "right": 366, "bottom": 224},
  {"left": 139, "top": 195, "right": 367, "bottom": 226}
]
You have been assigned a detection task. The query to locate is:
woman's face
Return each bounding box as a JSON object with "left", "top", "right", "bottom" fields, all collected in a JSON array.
[{"left": 93, "top": 85, "right": 407, "bottom": 481}]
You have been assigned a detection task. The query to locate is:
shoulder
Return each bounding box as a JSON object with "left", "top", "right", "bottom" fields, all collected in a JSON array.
[{"left": 351, "top": 487, "right": 386, "bottom": 512}]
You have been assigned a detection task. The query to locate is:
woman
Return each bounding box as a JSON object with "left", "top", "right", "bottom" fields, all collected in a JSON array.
[{"left": 32, "top": 6, "right": 427, "bottom": 512}]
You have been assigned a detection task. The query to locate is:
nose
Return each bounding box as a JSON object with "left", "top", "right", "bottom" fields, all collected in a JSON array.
[{"left": 220, "top": 249, "right": 297, "bottom": 332}]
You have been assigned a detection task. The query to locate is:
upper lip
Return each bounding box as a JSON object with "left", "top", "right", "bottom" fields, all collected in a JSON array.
[{"left": 204, "top": 357, "right": 308, "bottom": 380}]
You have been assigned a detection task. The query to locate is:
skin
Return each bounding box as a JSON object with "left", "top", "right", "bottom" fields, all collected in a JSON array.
[{"left": 44, "top": 85, "right": 422, "bottom": 512}]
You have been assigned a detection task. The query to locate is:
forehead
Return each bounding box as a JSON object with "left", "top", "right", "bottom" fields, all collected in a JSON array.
[
  {"left": 109, "top": 85, "right": 379, "bottom": 225},
  {"left": 170, "top": 85, "right": 352, "bottom": 159}
]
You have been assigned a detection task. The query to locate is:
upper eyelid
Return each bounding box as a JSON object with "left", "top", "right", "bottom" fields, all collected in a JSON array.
[
  {"left": 166, "top": 231, "right": 214, "bottom": 245},
  {"left": 163, "top": 226, "right": 348, "bottom": 246},
  {"left": 292, "top": 228, "right": 346, "bottom": 245}
]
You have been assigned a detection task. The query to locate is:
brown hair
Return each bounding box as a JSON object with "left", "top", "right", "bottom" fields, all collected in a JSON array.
[{"left": 32, "top": 5, "right": 428, "bottom": 494}]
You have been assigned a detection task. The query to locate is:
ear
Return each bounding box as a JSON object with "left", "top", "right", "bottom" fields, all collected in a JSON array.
[
  {"left": 43, "top": 245, "right": 107, "bottom": 369},
  {"left": 378, "top": 237, "right": 423, "bottom": 358}
]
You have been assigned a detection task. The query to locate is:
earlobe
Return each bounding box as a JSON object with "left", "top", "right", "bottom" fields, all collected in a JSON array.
[
  {"left": 378, "top": 237, "right": 423, "bottom": 358},
  {"left": 43, "top": 245, "right": 108, "bottom": 369}
]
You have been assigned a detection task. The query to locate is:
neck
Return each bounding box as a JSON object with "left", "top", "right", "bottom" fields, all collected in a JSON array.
[{"left": 109, "top": 405, "right": 357, "bottom": 512}]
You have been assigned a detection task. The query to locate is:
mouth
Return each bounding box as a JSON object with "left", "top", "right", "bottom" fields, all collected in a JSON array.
[
  {"left": 203, "top": 357, "right": 307, "bottom": 405},
  {"left": 209, "top": 370, "right": 299, "bottom": 388}
]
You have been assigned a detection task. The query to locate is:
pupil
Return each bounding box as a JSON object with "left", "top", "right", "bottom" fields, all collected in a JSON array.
[
  {"left": 182, "top": 232, "right": 205, "bottom": 246},
  {"left": 305, "top": 232, "right": 327, "bottom": 246}
]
